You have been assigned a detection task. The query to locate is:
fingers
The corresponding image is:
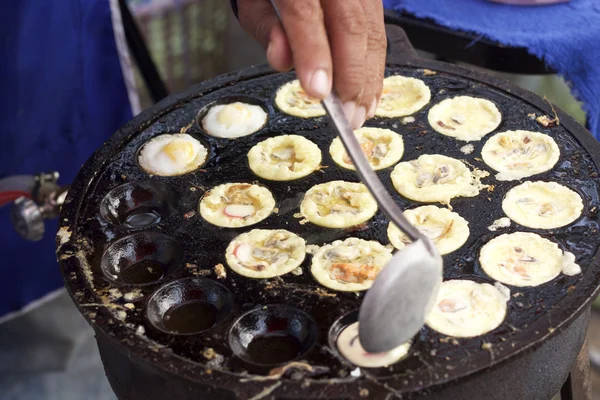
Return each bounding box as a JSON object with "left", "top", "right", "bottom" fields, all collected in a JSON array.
[
  {"left": 275, "top": 0, "right": 332, "bottom": 99},
  {"left": 266, "top": 24, "right": 293, "bottom": 71},
  {"left": 236, "top": 0, "right": 387, "bottom": 128},
  {"left": 237, "top": 0, "right": 293, "bottom": 72},
  {"left": 360, "top": 0, "right": 386, "bottom": 119},
  {"left": 321, "top": 0, "right": 369, "bottom": 128}
]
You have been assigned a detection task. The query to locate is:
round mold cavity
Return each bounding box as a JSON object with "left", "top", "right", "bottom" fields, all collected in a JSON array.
[
  {"left": 328, "top": 310, "right": 413, "bottom": 372},
  {"left": 100, "top": 181, "right": 176, "bottom": 229},
  {"left": 135, "top": 133, "right": 211, "bottom": 177},
  {"left": 196, "top": 96, "right": 269, "bottom": 138},
  {"left": 328, "top": 310, "right": 359, "bottom": 354},
  {"left": 146, "top": 277, "right": 234, "bottom": 335},
  {"left": 228, "top": 304, "right": 318, "bottom": 367},
  {"left": 100, "top": 232, "right": 183, "bottom": 286}
]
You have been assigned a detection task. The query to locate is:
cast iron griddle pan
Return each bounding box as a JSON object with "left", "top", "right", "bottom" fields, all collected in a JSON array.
[{"left": 56, "top": 25, "right": 600, "bottom": 399}]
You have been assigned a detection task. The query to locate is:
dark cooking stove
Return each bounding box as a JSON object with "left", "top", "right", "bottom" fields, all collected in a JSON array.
[{"left": 56, "top": 25, "right": 599, "bottom": 399}]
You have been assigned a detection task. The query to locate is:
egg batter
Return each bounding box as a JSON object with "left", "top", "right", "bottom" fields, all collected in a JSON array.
[
  {"left": 138, "top": 133, "right": 207, "bottom": 176},
  {"left": 428, "top": 96, "right": 502, "bottom": 141},
  {"left": 375, "top": 76, "right": 431, "bottom": 118},
  {"left": 275, "top": 80, "right": 326, "bottom": 118},
  {"left": 336, "top": 322, "right": 411, "bottom": 368},
  {"left": 329, "top": 127, "right": 404, "bottom": 171},
  {"left": 479, "top": 232, "right": 580, "bottom": 287},
  {"left": 300, "top": 181, "right": 378, "bottom": 228},
  {"left": 390, "top": 154, "right": 489, "bottom": 204},
  {"left": 481, "top": 130, "right": 560, "bottom": 181},
  {"left": 425, "top": 280, "right": 509, "bottom": 338},
  {"left": 225, "top": 229, "right": 306, "bottom": 278},
  {"left": 387, "top": 206, "right": 469, "bottom": 255},
  {"left": 502, "top": 181, "right": 583, "bottom": 229},
  {"left": 309, "top": 238, "right": 392, "bottom": 291},
  {"left": 247, "top": 135, "right": 322, "bottom": 181},
  {"left": 199, "top": 183, "right": 275, "bottom": 228},
  {"left": 201, "top": 102, "right": 267, "bottom": 138}
]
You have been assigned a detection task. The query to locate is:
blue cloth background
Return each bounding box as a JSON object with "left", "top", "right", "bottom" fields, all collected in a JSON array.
[
  {"left": 384, "top": 0, "right": 600, "bottom": 139},
  {"left": 0, "top": 1, "right": 132, "bottom": 319}
]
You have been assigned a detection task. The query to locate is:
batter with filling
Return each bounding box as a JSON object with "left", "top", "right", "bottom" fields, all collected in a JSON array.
[
  {"left": 479, "top": 232, "right": 580, "bottom": 287},
  {"left": 375, "top": 76, "right": 431, "bottom": 118},
  {"left": 225, "top": 229, "right": 306, "bottom": 278},
  {"left": 329, "top": 127, "right": 404, "bottom": 171},
  {"left": 387, "top": 206, "right": 469, "bottom": 255},
  {"left": 336, "top": 321, "right": 411, "bottom": 367},
  {"left": 502, "top": 181, "right": 583, "bottom": 229},
  {"left": 275, "top": 80, "right": 325, "bottom": 118},
  {"left": 481, "top": 130, "right": 560, "bottom": 181},
  {"left": 300, "top": 181, "right": 378, "bottom": 228},
  {"left": 428, "top": 96, "right": 502, "bottom": 141},
  {"left": 199, "top": 183, "right": 275, "bottom": 228},
  {"left": 309, "top": 238, "right": 392, "bottom": 292},
  {"left": 426, "top": 280, "right": 509, "bottom": 338},
  {"left": 391, "top": 154, "right": 488, "bottom": 204},
  {"left": 248, "top": 135, "right": 322, "bottom": 181}
]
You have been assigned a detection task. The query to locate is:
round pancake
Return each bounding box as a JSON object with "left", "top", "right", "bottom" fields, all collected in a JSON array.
[
  {"left": 336, "top": 322, "right": 411, "bottom": 368},
  {"left": 310, "top": 238, "right": 392, "bottom": 292},
  {"left": 199, "top": 183, "right": 276, "bottom": 228},
  {"left": 387, "top": 206, "right": 469, "bottom": 255},
  {"left": 329, "top": 127, "right": 404, "bottom": 171},
  {"left": 481, "top": 130, "right": 560, "bottom": 181},
  {"left": 300, "top": 181, "right": 378, "bottom": 228},
  {"left": 225, "top": 229, "right": 306, "bottom": 278},
  {"left": 426, "top": 280, "right": 509, "bottom": 338},
  {"left": 390, "top": 154, "right": 488, "bottom": 204},
  {"left": 138, "top": 133, "right": 207, "bottom": 176},
  {"left": 201, "top": 102, "right": 267, "bottom": 138},
  {"left": 479, "top": 232, "right": 577, "bottom": 287},
  {"left": 248, "top": 135, "right": 322, "bottom": 181},
  {"left": 375, "top": 76, "right": 431, "bottom": 118},
  {"left": 275, "top": 80, "right": 325, "bottom": 118},
  {"left": 502, "top": 181, "right": 583, "bottom": 229},
  {"left": 428, "top": 96, "right": 502, "bottom": 141}
]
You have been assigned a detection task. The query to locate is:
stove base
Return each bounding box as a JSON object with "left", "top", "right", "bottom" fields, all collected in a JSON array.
[{"left": 95, "top": 309, "right": 590, "bottom": 400}]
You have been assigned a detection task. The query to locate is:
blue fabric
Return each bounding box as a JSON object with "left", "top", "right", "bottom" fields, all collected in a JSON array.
[
  {"left": 384, "top": 0, "right": 600, "bottom": 139},
  {"left": 0, "top": 1, "right": 133, "bottom": 319}
]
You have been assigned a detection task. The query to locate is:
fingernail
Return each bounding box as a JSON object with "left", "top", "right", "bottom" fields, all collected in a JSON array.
[
  {"left": 352, "top": 106, "right": 367, "bottom": 129},
  {"left": 342, "top": 101, "right": 357, "bottom": 125},
  {"left": 367, "top": 99, "right": 377, "bottom": 119},
  {"left": 309, "top": 69, "right": 331, "bottom": 98}
]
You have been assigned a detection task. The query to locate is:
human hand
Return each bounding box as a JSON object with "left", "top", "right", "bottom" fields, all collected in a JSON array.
[{"left": 236, "top": 0, "right": 386, "bottom": 129}]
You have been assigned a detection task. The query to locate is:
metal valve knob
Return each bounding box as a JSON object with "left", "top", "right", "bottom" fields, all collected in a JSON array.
[
  {"left": 5, "top": 172, "right": 69, "bottom": 241},
  {"left": 10, "top": 197, "right": 45, "bottom": 241}
]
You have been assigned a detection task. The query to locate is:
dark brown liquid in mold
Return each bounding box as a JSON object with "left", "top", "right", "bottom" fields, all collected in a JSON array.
[
  {"left": 163, "top": 301, "right": 218, "bottom": 334},
  {"left": 246, "top": 333, "right": 302, "bottom": 365},
  {"left": 120, "top": 260, "right": 165, "bottom": 284}
]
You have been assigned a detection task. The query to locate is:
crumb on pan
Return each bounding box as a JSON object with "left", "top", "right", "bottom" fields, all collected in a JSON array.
[
  {"left": 215, "top": 263, "right": 227, "bottom": 279},
  {"left": 402, "top": 116, "right": 415, "bottom": 125},
  {"left": 536, "top": 115, "right": 560, "bottom": 127},
  {"left": 460, "top": 144, "right": 474, "bottom": 155},
  {"left": 184, "top": 210, "right": 196, "bottom": 219}
]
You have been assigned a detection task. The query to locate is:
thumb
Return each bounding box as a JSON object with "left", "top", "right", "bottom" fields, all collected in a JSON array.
[{"left": 237, "top": 0, "right": 293, "bottom": 71}]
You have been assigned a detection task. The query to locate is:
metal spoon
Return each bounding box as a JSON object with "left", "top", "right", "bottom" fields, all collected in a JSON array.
[
  {"left": 322, "top": 96, "right": 443, "bottom": 353},
  {"left": 268, "top": 0, "right": 443, "bottom": 353}
]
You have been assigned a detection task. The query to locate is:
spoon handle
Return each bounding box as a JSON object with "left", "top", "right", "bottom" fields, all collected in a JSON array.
[{"left": 322, "top": 95, "right": 421, "bottom": 242}]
